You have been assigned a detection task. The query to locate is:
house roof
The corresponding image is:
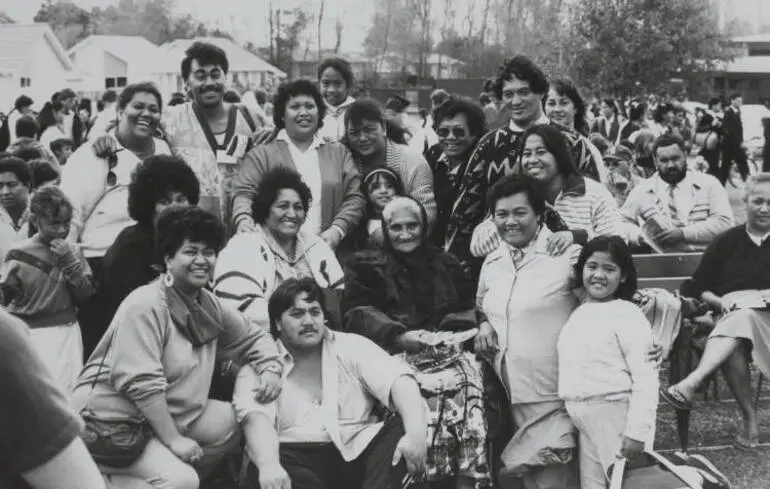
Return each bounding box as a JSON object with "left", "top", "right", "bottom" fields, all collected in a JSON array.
[
  {"left": 425, "top": 53, "right": 463, "bottom": 66},
  {"left": 158, "top": 37, "right": 285, "bottom": 77},
  {"left": 68, "top": 35, "right": 160, "bottom": 68},
  {"left": 720, "top": 55, "right": 770, "bottom": 74},
  {"left": 732, "top": 34, "right": 770, "bottom": 44},
  {"left": 0, "top": 23, "right": 76, "bottom": 76}
]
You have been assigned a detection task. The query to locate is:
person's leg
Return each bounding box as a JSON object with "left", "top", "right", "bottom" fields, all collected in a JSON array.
[
  {"left": 673, "top": 336, "right": 743, "bottom": 400},
  {"left": 565, "top": 403, "right": 608, "bottom": 489},
  {"left": 735, "top": 147, "right": 750, "bottom": 180},
  {"left": 720, "top": 342, "right": 759, "bottom": 442},
  {"left": 185, "top": 399, "right": 242, "bottom": 479},
  {"left": 271, "top": 443, "right": 346, "bottom": 489},
  {"left": 719, "top": 148, "right": 733, "bottom": 185},
  {"left": 101, "top": 438, "right": 199, "bottom": 489},
  {"left": 360, "top": 415, "right": 409, "bottom": 489}
]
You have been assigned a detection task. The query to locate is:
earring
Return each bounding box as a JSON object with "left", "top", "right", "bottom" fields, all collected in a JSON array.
[{"left": 163, "top": 271, "right": 174, "bottom": 288}]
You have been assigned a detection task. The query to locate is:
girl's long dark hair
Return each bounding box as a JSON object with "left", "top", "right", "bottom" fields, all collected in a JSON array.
[{"left": 574, "top": 235, "right": 638, "bottom": 301}]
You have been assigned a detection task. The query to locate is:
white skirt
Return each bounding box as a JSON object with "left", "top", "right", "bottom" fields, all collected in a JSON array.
[{"left": 28, "top": 322, "right": 83, "bottom": 397}]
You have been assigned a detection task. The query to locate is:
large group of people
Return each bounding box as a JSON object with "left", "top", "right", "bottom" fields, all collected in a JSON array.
[{"left": 0, "top": 38, "right": 766, "bottom": 489}]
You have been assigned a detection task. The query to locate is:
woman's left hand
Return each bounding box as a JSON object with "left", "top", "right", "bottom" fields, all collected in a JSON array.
[
  {"left": 254, "top": 370, "right": 282, "bottom": 403},
  {"left": 546, "top": 231, "right": 574, "bottom": 256},
  {"left": 646, "top": 342, "right": 663, "bottom": 366}
]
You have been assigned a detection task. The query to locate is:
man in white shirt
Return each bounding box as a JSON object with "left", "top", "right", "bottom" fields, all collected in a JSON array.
[
  {"left": 621, "top": 133, "right": 734, "bottom": 252},
  {"left": 87, "top": 90, "right": 118, "bottom": 139},
  {"left": 234, "top": 277, "right": 427, "bottom": 489}
]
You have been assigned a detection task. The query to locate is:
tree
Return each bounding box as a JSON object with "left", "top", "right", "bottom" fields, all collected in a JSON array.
[
  {"left": 34, "top": 0, "right": 94, "bottom": 48},
  {"left": 0, "top": 10, "right": 14, "bottom": 23},
  {"left": 267, "top": 7, "right": 311, "bottom": 73},
  {"left": 567, "top": 0, "right": 733, "bottom": 98}
]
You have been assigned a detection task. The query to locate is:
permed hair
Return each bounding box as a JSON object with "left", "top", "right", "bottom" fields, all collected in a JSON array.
[
  {"left": 251, "top": 167, "right": 312, "bottom": 225},
  {"left": 652, "top": 133, "right": 686, "bottom": 157},
  {"left": 485, "top": 173, "right": 547, "bottom": 217},
  {"left": 496, "top": 55, "right": 549, "bottom": 97},
  {"left": 128, "top": 155, "right": 200, "bottom": 227},
  {"left": 181, "top": 41, "right": 230, "bottom": 80},
  {"left": 268, "top": 277, "right": 327, "bottom": 339},
  {"left": 574, "top": 235, "right": 638, "bottom": 301},
  {"left": 29, "top": 159, "right": 60, "bottom": 190},
  {"left": 272, "top": 79, "right": 326, "bottom": 131},
  {"left": 29, "top": 185, "right": 72, "bottom": 219},
  {"left": 155, "top": 206, "right": 226, "bottom": 266},
  {"left": 14, "top": 95, "right": 33, "bottom": 112}
]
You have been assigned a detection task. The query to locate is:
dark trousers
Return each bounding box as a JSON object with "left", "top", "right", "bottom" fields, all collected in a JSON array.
[
  {"left": 720, "top": 144, "right": 749, "bottom": 184},
  {"left": 701, "top": 148, "right": 721, "bottom": 181},
  {"left": 78, "top": 257, "right": 105, "bottom": 360},
  {"left": 248, "top": 415, "right": 408, "bottom": 489}
]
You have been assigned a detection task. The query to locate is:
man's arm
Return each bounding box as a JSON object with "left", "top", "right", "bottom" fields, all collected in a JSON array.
[
  {"left": 390, "top": 376, "right": 427, "bottom": 441},
  {"left": 681, "top": 181, "right": 734, "bottom": 245},
  {"left": 22, "top": 438, "right": 106, "bottom": 489}
]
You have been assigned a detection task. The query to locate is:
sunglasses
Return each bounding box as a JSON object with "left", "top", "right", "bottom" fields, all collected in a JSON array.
[
  {"left": 436, "top": 127, "right": 468, "bottom": 138},
  {"left": 106, "top": 148, "right": 125, "bottom": 186}
]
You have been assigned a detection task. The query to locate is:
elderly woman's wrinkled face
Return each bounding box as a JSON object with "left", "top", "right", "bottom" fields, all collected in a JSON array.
[
  {"left": 521, "top": 134, "right": 559, "bottom": 184},
  {"left": 284, "top": 95, "right": 319, "bottom": 141},
  {"left": 346, "top": 119, "right": 387, "bottom": 158},
  {"left": 493, "top": 192, "right": 540, "bottom": 248},
  {"left": 266, "top": 189, "right": 306, "bottom": 240},
  {"left": 437, "top": 113, "right": 474, "bottom": 158},
  {"left": 153, "top": 191, "right": 190, "bottom": 226},
  {"left": 165, "top": 239, "right": 216, "bottom": 293},
  {"left": 545, "top": 89, "right": 575, "bottom": 129},
  {"left": 276, "top": 292, "right": 326, "bottom": 349},
  {"left": 120, "top": 92, "right": 161, "bottom": 139},
  {"left": 386, "top": 207, "right": 423, "bottom": 253}
]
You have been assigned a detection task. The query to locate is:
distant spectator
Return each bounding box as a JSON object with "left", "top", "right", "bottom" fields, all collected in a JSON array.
[
  {"left": 0, "top": 95, "right": 34, "bottom": 151},
  {"left": 87, "top": 90, "right": 118, "bottom": 138},
  {"left": 223, "top": 89, "right": 241, "bottom": 103},
  {"left": 15, "top": 115, "right": 39, "bottom": 141},
  {"left": 317, "top": 57, "right": 356, "bottom": 141},
  {"left": 430, "top": 89, "right": 450, "bottom": 111},
  {"left": 0, "top": 156, "right": 32, "bottom": 236},
  {"left": 29, "top": 159, "right": 61, "bottom": 189},
  {"left": 55, "top": 89, "right": 80, "bottom": 144},
  {"left": 50, "top": 138, "right": 74, "bottom": 167},
  {"left": 589, "top": 132, "right": 611, "bottom": 157},
  {"left": 11, "top": 146, "right": 47, "bottom": 163},
  {"left": 37, "top": 101, "right": 67, "bottom": 150},
  {"left": 76, "top": 99, "right": 93, "bottom": 140},
  {"left": 168, "top": 92, "right": 186, "bottom": 107}
]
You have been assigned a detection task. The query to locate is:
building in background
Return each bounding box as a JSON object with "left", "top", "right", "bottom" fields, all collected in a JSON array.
[
  {"left": 712, "top": 34, "right": 770, "bottom": 105},
  {"left": 0, "top": 23, "right": 82, "bottom": 112}
]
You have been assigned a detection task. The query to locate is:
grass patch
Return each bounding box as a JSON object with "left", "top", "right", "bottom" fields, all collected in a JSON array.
[{"left": 688, "top": 447, "right": 770, "bottom": 489}]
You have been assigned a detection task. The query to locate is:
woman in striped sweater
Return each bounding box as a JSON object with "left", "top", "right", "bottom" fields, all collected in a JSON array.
[{"left": 470, "top": 124, "right": 625, "bottom": 258}]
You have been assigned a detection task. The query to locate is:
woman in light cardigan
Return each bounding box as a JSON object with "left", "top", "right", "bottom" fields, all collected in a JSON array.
[
  {"left": 343, "top": 98, "right": 437, "bottom": 230},
  {"left": 215, "top": 167, "right": 344, "bottom": 331},
  {"left": 232, "top": 79, "right": 364, "bottom": 251},
  {"left": 60, "top": 82, "right": 171, "bottom": 280}
]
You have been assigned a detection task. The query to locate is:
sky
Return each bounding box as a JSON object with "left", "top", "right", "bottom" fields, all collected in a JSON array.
[{"left": 2, "top": 0, "right": 769, "bottom": 52}]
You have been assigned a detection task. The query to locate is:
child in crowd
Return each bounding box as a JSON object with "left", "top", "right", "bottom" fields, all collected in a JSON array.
[
  {"left": 558, "top": 236, "right": 659, "bottom": 489},
  {"left": 30, "top": 159, "right": 61, "bottom": 189},
  {"left": 0, "top": 186, "right": 94, "bottom": 394},
  {"left": 50, "top": 138, "right": 74, "bottom": 167},
  {"left": 352, "top": 168, "right": 404, "bottom": 249}
]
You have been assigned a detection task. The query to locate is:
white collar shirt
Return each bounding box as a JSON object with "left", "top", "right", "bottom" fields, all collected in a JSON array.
[{"left": 276, "top": 129, "right": 326, "bottom": 236}]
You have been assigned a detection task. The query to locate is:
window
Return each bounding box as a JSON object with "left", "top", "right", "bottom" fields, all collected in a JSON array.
[
  {"left": 105, "top": 77, "right": 115, "bottom": 89},
  {"left": 19, "top": 77, "right": 31, "bottom": 88},
  {"left": 117, "top": 77, "right": 127, "bottom": 88},
  {"left": 105, "top": 77, "right": 127, "bottom": 89},
  {"left": 728, "top": 79, "right": 739, "bottom": 90},
  {"left": 714, "top": 77, "right": 724, "bottom": 90}
]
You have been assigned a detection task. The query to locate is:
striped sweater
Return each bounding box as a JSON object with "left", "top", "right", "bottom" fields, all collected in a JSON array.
[{"left": 470, "top": 176, "right": 625, "bottom": 258}]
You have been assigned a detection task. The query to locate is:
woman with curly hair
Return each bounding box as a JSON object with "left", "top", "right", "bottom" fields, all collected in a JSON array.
[
  {"left": 215, "top": 167, "right": 344, "bottom": 331},
  {"left": 78, "top": 154, "right": 200, "bottom": 358},
  {"left": 232, "top": 79, "right": 365, "bottom": 251}
]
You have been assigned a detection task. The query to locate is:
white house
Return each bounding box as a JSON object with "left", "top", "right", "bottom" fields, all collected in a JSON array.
[
  {"left": 67, "top": 35, "right": 161, "bottom": 100},
  {"left": 153, "top": 37, "right": 286, "bottom": 101},
  {"left": 0, "top": 24, "right": 83, "bottom": 112}
]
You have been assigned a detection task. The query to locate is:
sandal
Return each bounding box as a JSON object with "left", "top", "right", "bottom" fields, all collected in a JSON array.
[
  {"left": 659, "top": 385, "right": 694, "bottom": 411},
  {"left": 734, "top": 434, "right": 759, "bottom": 451},
  {"left": 688, "top": 453, "right": 732, "bottom": 488}
]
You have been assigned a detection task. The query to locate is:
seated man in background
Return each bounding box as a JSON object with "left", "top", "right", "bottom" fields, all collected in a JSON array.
[
  {"left": 234, "top": 277, "right": 427, "bottom": 489},
  {"left": 621, "top": 133, "right": 733, "bottom": 253}
]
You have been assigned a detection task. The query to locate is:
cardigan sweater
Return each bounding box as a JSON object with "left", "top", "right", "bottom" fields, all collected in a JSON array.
[{"left": 232, "top": 140, "right": 365, "bottom": 239}]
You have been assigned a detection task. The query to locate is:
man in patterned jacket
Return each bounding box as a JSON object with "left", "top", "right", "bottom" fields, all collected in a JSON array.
[{"left": 445, "top": 55, "right": 606, "bottom": 271}]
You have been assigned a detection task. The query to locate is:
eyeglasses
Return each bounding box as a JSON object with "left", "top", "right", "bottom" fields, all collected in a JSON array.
[
  {"left": 106, "top": 148, "right": 125, "bottom": 186},
  {"left": 436, "top": 127, "right": 468, "bottom": 138}
]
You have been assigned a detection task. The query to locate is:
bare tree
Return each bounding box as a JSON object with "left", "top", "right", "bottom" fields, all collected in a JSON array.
[
  {"left": 317, "top": 0, "right": 325, "bottom": 60},
  {"left": 334, "top": 13, "right": 343, "bottom": 53}
]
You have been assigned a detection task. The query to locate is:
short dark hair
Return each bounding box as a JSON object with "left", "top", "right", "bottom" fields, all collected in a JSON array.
[
  {"left": 479, "top": 93, "right": 491, "bottom": 106},
  {"left": 574, "top": 235, "right": 638, "bottom": 301},
  {"left": 317, "top": 57, "right": 354, "bottom": 87},
  {"left": 434, "top": 96, "right": 488, "bottom": 140},
  {"left": 251, "top": 167, "right": 312, "bottom": 225},
  {"left": 181, "top": 42, "right": 229, "bottom": 80},
  {"left": 29, "top": 185, "right": 72, "bottom": 219},
  {"left": 58, "top": 88, "right": 77, "bottom": 101},
  {"left": 652, "top": 133, "right": 686, "bottom": 157},
  {"left": 707, "top": 97, "right": 721, "bottom": 109},
  {"left": 78, "top": 98, "right": 92, "bottom": 116},
  {"left": 497, "top": 55, "right": 549, "bottom": 96},
  {"left": 129, "top": 155, "right": 201, "bottom": 227},
  {"left": 486, "top": 173, "right": 546, "bottom": 216},
  {"left": 482, "top": 77, "right": 497, "bottom": 96},
  {"left": 29, "top": 159, "right": 60, "bottom": 189},
  {"left": 168, "top": 92, "right": 186, "bottom": 107},
  {"left": 628, "top": 101, "right": 646, "bottom": 122},
  {"left": 268, "top": 277, "right": 326, "bottom": 339},
  {"left": 729, "top": 92, "right": 742, "bottom": 101},
  {"left": 384, "top": 95, "right": 409, "bottom": 113},
  {"left": 14, "top": 95, "right": 33, "bottom": 112},
  {"left": 272, "top": 79, "right": 326, "bottom": 130},
  {"left": 15, "top": 115, "right": 39, "bottom": 139},
  {"left": 549, "top": 76, "right": 589, "bottom": 135},
  {"left": 0, "top": 156, "right": 32, "bottom": 187},
  {"left": 102, "top": 90, "right": 118, "bottom": 104},
  {"left": 155, "top": 206, "right": 226, "bottom": 265},
  {"left": 223, "top": 90, "right": 241, "bottom": 103},
  {"left": 430, "top": 89, "right": 450, "bottom": 106},
  {"left": 254, "top": 89, "right": 267, "bottom": 106},
  {"left": 11, "top": 146, "right": 45, "bottom": 163},
  {"left": 521, "top": 125, "right": 578, "bottom": 177},
  {"left": 118, "top": 82, "right": 162, "bottom": 111},
  {"left": 344, "top": 98, "right": 410, "bottom": 145},
  {"left": 50, "top": 138, "right": 74, "bottom": 155},
  {"left": 653, "top": 102, "right": 675, "bottom": 124}
]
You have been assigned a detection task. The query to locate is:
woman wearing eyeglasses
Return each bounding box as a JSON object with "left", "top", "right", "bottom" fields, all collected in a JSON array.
[
  {"left": 425, "top": 97, "right": 488, "bottom": 250},
  {"left": 343, "top": 98, "right": 437, "bottom": 234},
  {"left": 60, "top": 82, "right": 171, "bottom": 284}
]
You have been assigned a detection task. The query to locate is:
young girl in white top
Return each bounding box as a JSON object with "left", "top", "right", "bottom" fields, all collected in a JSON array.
[{"left": 557, "top": 235, "right": 659, "bottom": 489}]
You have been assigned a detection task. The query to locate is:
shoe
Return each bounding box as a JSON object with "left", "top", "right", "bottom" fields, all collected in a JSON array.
[{"left": 659, "top": 385, "right": 694, "bottom": 411}]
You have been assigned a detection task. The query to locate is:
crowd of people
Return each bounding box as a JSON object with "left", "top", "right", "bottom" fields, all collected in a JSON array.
[{"left": 0, "top": 39, "right": 766, "bottom": 489}]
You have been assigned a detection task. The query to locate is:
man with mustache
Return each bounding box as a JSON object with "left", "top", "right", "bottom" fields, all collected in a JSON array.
[
  {"left": 620, "top": 133, "right": 733, "bottom": 252},
  {"left": 234, "top": 277, "right": 428, "bottom": 489}
]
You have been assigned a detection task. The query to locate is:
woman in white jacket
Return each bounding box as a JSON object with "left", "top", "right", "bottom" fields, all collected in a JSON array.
[{"left": 214, "top": 167, "right": 344, "bottom": 330}]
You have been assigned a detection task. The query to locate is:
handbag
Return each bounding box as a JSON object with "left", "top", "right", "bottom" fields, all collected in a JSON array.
[
  {"left": 79, "top": 329, "right": 152, "bottom": 468},
  {"left": 609, "top": 450, "right": 729, "bottom": 489}
]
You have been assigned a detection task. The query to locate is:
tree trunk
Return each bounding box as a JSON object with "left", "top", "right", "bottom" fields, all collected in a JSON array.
[
  {"left": 334, "top": 14, "right": 343, "bottom": 54},
  {"left": 317, "top": 0, "right": 325, "bottom": 61}
]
